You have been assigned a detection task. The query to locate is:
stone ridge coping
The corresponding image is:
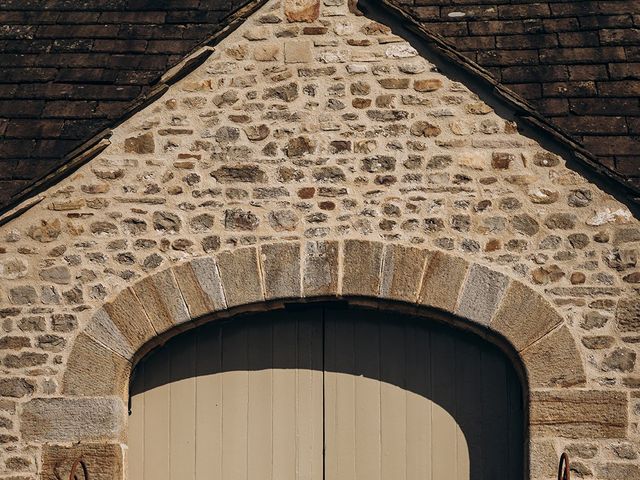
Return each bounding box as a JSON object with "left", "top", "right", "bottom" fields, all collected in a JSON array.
[
  {"left": 62, "top": 239, "right": 587, "bottom": 400},
  {"left": 0, "top": 0, "right": 270, "bottom": 222},
  {"left": 364, "top": 0, "right": 640, "bottom": 210}
]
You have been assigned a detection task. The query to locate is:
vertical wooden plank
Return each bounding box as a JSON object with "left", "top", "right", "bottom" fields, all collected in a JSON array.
[
  {"left": 128, "top": 364, "right": 145, "bottom": 480},
  {"left": 379, "top": 313, "right": 406, "bottom": 480},
  {"left": 297, "top": 309, "right": 324, "bottom": 480},
  {"left": 324, "top": 309, "right": 338, "bottom": 480},
  {"left": 195, "top": 323, "right": 223, "bottom": 480},
  {"left": 430, "top": 328, "right": 457, "bottom": 480},
  {"left": 481, "top": 348, "right": 509, "bottom": 480},
  {"left": 248, "top": 317, "right": 273, "bottom": 480},
  {"left": 405, "top": 320, "right": 431, "bottom": 480},
  {"left": 453, "top": 337, "right": 481, "bottom": 480},
  {"left": 506, "top": 364, "right": 525, "bottom": 479},
  {"left": 144, "top": 347, "right": 170, "bottom": 480},
  {"left": 222, "top": 322, "right": 249, "bottom": 480},
  {"left": 324, "top": 307, "right": 356, "bottom": 480},
  {"left": 354, "top": 312, "right": 381, "bottom": 480},
  {"left": 170, "top": 334, "right": 197, "bottom": 480},
  {"left": 273, "top": 313, "right": 297, "bottom": 480}
]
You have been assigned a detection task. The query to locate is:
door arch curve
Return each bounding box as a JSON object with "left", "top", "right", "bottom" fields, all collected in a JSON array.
[{"left": 128, "top": 303, "right": 526, "bottom": 480}]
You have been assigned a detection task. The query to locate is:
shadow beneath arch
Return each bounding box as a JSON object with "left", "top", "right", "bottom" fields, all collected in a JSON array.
[{"left": 130, "top": 302, "right": 526, "bottom": 480}]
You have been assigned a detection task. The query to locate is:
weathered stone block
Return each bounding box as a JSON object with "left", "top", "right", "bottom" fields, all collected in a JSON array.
[
  {"left": 41, "top": 443, "right": 123, "bottom": 480},
  {"left": 418, "top": 252, "right": 468, "bottom": 313},
  {"left": 522, "top": 326, "right": 586, "bottom": 388},
  {"left": 491, "top": 281, "right": 563, "bottom": 351},
  {"left": 62, "top": 333, "right": 130, "bottom": 398},
  {"left": 173, "top": 257, "right": 226, "bottom": 319},
  {"left": 303, "top": 241, "right": 339, "bottom": 297},
  {"left": 0, "top": 378, "right": 35, "bottom": 398},
  {"left": 530, "top": 390, "right": 627, "bottom": 438},
  {"left": 616, "top": 297, "right": 640, "bottom": 332},
  {"left": 217, "top": 247, "right": 264, "bottom": 307},
  {"left": 530, "top": 439, "right": 558, "bottom": 479},
  {"left": 342, "top": 240, "right": 383, "bottom": 297},
  {"left": 456, "top": 264, "right": 509, "bottom": 325},
  {"left": 284, "top": 40, "right": 312, "bottom": 63},
  {"left": 101, "top": 289, "right": 155, "bottom": 355},
  {"left": 124, "top": 132, "right": 154, "bottom": 154},
  {"left": 380, "top": 244, "right": 430, "bottom": 302},
  {"left": 21, "top": 397, "right": 125, "bottom": 442},
  {"left": 260, "top": 243, "right": 301, "bottom": 300},
  {"left": 132, "top": 268, "right": 190, "bottom": 334}
]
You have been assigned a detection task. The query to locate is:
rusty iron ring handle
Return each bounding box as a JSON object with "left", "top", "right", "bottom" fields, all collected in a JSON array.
[
  {"left": 68, "top": 458, "right": 88, "bottom": 480},
  {"left": 558, "top": 453, "right": 570, "bottom": 480}
]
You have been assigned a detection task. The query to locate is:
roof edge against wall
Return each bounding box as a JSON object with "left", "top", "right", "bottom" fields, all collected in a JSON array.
[
  {"left": 364, "top": 0, "right": 640, "bottom": 215},
  {"left": 2, "top": 0, "right": 639, "bottom": 225},
  {"left": 0, "top": 0, "right": 269, "bottom": 224}
]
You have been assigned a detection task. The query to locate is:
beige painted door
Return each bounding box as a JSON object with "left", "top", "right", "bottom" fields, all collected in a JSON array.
[{"left": 128, "top": 306, "right": 523, "bottom": 480}]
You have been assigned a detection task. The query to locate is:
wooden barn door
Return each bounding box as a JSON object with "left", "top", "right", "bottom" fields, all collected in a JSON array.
[{"left": 128, "top": 306, "right": 523, "bottom": 480}]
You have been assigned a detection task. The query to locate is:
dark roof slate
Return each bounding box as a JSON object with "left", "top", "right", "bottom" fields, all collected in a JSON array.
[{"left": 0, "top": 0, "right": 253, "bottom": 207}]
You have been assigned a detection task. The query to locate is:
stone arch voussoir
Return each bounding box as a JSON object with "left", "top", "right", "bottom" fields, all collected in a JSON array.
[{"left": 62, "top": 239, "right": 586, "bottom": 401}]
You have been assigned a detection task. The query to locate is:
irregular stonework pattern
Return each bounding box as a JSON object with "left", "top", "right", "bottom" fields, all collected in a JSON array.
[{"left": 0, "top": 0, "right": 639, "bottom": 478}]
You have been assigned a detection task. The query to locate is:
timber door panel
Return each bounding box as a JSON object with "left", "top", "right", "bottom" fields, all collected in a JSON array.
[
  {"left": 322, "top": 306, "right": 524, "bottom": 480},
  {"left": 128, "top": 305, "right": 524, "bottom": 480},
  {"left": 129, "top": 309, "right": 324, "bottom": 480}
]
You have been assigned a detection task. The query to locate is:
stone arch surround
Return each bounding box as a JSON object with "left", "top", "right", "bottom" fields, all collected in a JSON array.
[
  {"left": 63, "top": 238, "right": 587, "bottom": 399},
  {"left": 19, "top": 239, "right": 632, "bottom": 479}
]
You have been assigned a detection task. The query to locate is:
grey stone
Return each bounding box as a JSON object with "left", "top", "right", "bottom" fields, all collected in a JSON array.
[
  {"left": 260, "top": 243, "right": 301, "bottom": 300},
  {"left": 456, "top": 264, "right": 509, "bottom": 325},
  {"left": 342, "top": 240, "right": 383, "bottom": 297},
  {"left": 39, "top": 266, "right": 71, "bottom": 284},
  {"left": 173, "top": 257, "right": 226, "bottom": 319},
  {"left": 602, "top": 347, "right": 636, "bottom": 372},
  {"left": 9, "top": 286, "right": 38, "bottom": 305},
  {"left": 303, "top": 241, "right": 339, "bottom": 297},
  {"left": 152, "top": 211, "right": 181, "bottom": 233},
  {"left": 225, "top": 209, "right": 260, "bottom": 230},
  {"left": 212, "top": 165, "right": 267, "bottom": 183},
  {"left": 21, "top": 397, "right": 125, "bottom": 442},
  {"left": 0, "top": 378, "right": 35, "bottom": 398}
]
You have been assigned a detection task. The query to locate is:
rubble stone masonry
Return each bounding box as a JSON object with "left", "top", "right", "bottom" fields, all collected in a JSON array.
[{"left": 0, "top": 0, "right": 639, "bottom": 478}]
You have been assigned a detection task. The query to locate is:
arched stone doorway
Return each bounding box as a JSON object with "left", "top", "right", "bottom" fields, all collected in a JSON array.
[
  {"left": 128, "top": 303, "right": 525, "bottom": 480},
  {"left": 35, "top": 239, "right": 601, "bottom": 480}
]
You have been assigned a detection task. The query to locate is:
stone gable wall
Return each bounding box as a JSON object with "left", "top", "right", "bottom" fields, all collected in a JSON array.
[{"left": 0, "top": 0, "right": 639, "bottom": 477}]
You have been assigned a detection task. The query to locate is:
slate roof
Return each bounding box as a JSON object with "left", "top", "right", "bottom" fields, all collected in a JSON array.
[
  {"left": 0, "top": 0, "right": 253, "bottom": 208},
  {"left": 1, "top": 0, "right": 639, "bottom": 215},
  {"left": 387, "top": 0, "right": 640, "bottom": 189}
]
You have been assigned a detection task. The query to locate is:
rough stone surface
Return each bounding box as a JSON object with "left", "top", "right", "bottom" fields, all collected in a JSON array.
[
  {"left": 132, "top": 268, "right": 190, "bottom": 334},
  {"left": 62, "top": 333, "right": 130, "bottom": 397},
  {"left": 41, "top": 443, "right": 123, "bottom": 480},
  {"left": 531, "top": 390, "right": 627, "bottom": 439},
  {"left": 491, "top": 281, "right": 563, "bottom": 351},
  {"left": 21, "top": 397, "right": 125, "bottom": 442},
  {"left": 380, "top": 245, "right": 430, "bottom": 302},
  {"left": 342, "top": 240, "right": 383, "bottom": 297},
  {"left": 0, "top": 0, "right": 638, "bottom": 476},
  {"left": 173, "top": 257, "right": 226, "bottom": 319},
  {"left": 101, "top": 289, "right": 156, "bottom": 355},
  {"left": 303, "top": 241, "right": 339, "bottom": 297},
  {"left": 456, "top": 264, "right": 509, "bottom": 325},
  {"left": 216, "top": 248, "right": 264, "bottom": 307},
  {"left": 260, "top": 242, "right": 301, "bottom": 300},
  {"left": 522, "top": 326, "right": 586, "bottom": 388},
  {"left": 419, "top": 252, "right": 468, "bottom": 313}
]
